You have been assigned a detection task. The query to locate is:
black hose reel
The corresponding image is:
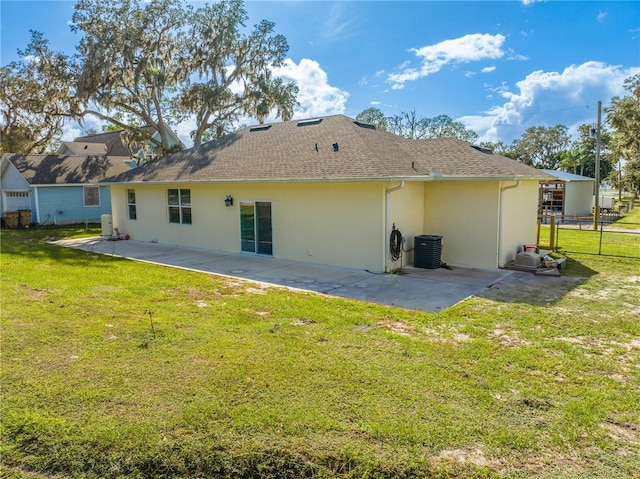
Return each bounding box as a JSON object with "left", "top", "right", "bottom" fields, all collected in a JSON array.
[{"left": 390, "top": 223, "right": 403, "bottom": 262}]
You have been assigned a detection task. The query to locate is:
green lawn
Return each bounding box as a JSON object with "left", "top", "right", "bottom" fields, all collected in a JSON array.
[{"left": 1, "top": 226, "right": 639, "bottom": 478}]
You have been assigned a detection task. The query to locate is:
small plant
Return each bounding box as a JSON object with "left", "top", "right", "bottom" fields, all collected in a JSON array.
[{"left": 144, "top": 309, "right": 156, "bottom": 339}]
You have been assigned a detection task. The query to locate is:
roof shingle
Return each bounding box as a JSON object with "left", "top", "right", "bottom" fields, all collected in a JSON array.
[
  {"left": 4, "top": 154, "right": 133, "bottom": 185},
  {"left": 104, "top": 115, "right": 551, "bottom": 184}
]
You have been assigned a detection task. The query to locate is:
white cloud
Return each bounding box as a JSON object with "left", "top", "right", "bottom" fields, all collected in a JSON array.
[
  {"left": 273, "top": 58, "right": 349, "bottom": 119},
  {"left": 388, "top": 33, "right": 507, "bottom": 89},
  {"left": 482, "top": 66, "right": 496, "bottom": 73},
  {"left": 458, "top": 61, "right": 640, "bottom": 144},
  {"left": 61, "top": 116, "right": 108, "bottom": 142},
  {"left": 319, "top": 3, "right": 359, "bottom": 42},
  {"left": 596, "top": 11, "right": 608, "bottom": 22}
]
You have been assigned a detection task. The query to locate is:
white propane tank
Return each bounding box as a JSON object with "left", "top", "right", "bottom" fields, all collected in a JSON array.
[{"left": 101, "top": 214, "right": 113, "bottom": 237}]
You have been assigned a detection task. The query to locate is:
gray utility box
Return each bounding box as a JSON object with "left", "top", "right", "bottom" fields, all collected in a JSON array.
[
  {"left": 514, "top": 251, "right": 541, "bottom": 268},
  {"left": 414, "top": 235, "right": 442, "bottom": 269}
]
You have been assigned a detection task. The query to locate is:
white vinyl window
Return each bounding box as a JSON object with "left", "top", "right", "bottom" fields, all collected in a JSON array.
[{"left": 127, "top": 189, "right": 137, "bottom": 220}]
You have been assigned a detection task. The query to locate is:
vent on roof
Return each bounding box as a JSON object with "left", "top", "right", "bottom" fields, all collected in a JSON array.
[
  {"left": 249, "top": 125, "right": 272, "bottom": 132},
  {"left": 297, "top": 118, "right": 322, "bottom": 127},
  {"left": 471, "top": 145, "right": 493, "bottom": 154},
  {"left": 353, "top": 121, "right": 376, "bottom": 130}
]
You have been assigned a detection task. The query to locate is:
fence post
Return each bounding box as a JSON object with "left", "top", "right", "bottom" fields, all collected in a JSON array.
[
  {"left": 550, "top": 215, "right": 556, "bottom": 251},
  {"left": 599, "top": 218, "right": 604, "bottom": 255},
  {"left": 537, "top": 218, "right": 541, "bottom": 246}
]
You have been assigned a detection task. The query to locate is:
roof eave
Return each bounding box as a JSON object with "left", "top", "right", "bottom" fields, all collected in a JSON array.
[{"left": 102, "top": 174, "right": 545, "bottom": 186}]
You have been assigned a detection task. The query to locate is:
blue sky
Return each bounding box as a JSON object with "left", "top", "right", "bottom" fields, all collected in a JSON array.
[{"left": 1, "top": 0, "right": 639, "bottom": 147}]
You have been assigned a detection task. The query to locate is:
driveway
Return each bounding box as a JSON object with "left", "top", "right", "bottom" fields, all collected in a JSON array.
[{"left": 54, "top": 237, "right": 515, "bottom": 313}]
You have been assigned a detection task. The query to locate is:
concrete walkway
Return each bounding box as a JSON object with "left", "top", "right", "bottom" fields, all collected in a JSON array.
[{"left": 53, "top": 237, "right": 514, "bottom": 313}]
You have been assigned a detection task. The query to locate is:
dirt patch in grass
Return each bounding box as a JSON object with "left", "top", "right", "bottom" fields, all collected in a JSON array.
[
  {"left": 601, "top": 420, "right": 640, "bottom": 445},
  {"left": 291, "top": 317, "right": 316, "bottom": 326},
  {"left": 490, "top": 325, "right": 530, "bottom": 347},
  {"left": 376, "top": 319, "right": 414, "bottom": 336},
  {"left": 433, "top": 447, "right": 500, "bottom": 468},
  {"left": 477, "top": 271, "right": 587, "bottom": 305},
  {"left": 19, "top": 284, "right": 55, "bottom": 300}
]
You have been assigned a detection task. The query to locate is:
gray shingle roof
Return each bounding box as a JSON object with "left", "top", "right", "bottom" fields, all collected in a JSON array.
[
  {"left": 4, "top": 154, "right": 133, "bottom": 185},
  {"left": 73, "top": 130, "right": 140, "bottom": 157},
  {"left": 104, "top": 115, "right": 551, "bottom": 184},
  {"left": 59, "top": 141, "right": 109, "bottom": 155}
]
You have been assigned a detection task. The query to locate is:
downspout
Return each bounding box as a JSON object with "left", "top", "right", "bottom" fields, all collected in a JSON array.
[
  {"left": 498, "top": 180, "right": 520, "bottom": 268},
  {"left": 385, "top": 181, "right": 405, "bottom": 272},
  {"left": 33, "top": 186, "right": 40, "bottom": 224}
]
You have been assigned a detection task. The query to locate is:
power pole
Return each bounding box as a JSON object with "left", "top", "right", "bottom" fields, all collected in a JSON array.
[{"left": 593, "top": 100, "right": 602, "bottom": 231}]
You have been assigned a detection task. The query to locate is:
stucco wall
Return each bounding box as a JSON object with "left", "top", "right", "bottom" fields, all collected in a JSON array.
[
  {"left": 565, "top": 180, "right": 594, "bottom": 217},
  {"left": 498, "top": 180, "right": 540, "bottom": 267},
  {"left": 110, "top": 182, "right": 386, "bottom": 271},
  {"left": 387, "top": 181, "right": 424, "bottom": 269},
  {"left": 423, "top": 180, "right": 500, "bottom": 269}
]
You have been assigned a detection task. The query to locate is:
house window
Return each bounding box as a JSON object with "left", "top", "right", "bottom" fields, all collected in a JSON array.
[
  {"left": 168, "top": 188, "right": 191, "bottom": 224},
  {"left": 127, "top": 189, "right": 137, "bottom": 220},
  {"left": 83, "top": 186, "right": 100, "bottom": 207}
]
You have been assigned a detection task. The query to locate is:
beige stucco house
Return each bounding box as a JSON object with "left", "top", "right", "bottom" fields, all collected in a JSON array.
[{"left": 103, "top": 115, "right": 550, "bottom": 272}]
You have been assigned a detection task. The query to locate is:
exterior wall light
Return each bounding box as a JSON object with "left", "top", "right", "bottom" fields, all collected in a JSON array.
[{"left": 224, "top": 195, "right": 233, "bottom": 207}]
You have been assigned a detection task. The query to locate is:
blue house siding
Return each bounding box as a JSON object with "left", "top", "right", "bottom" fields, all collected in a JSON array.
[{"left": 33, "top": 185, "right": 113, "bottom": 224}]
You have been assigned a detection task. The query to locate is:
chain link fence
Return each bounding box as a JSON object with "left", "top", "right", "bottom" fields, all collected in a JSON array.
[{"left": 546, "top": 217, "right": 640, "bottom": 259}]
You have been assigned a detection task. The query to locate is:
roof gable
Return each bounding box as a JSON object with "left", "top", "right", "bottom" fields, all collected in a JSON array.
[
  {"left": 73, "top": 125, "right": 184, "bottom": 158},
  {"left": 105, "top": 115, "right": 550, "bottom": 184},
  {"left": 5, "top": 154, "right": 133, "bottom": 185},
  {"left": 0, "top": 156, "right": 31, "bottom": 189},
  {"left": 58, "top": 141, "right": 109, "bottom": 156}
]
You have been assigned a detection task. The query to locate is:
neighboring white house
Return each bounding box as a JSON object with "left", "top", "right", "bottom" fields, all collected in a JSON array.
[
  {"left": 58, "top": 125, "right": 184, "bottom": 168},
  {"left": 540, "top": 170, "right": 595, "bottom": 217},
  {"left": 0, "top": 156, "right": 32, "bottom": 227},
  {"left": 103, "top": 115, "right": 550, "bottom": 272}
]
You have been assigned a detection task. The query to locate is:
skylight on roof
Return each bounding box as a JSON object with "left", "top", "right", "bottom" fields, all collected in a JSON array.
[
  {"left": 353, "top": 121, "right": 376, "bottom": 130},
  {"left": 471, "top": 144, "right": 493, "bottom": 154},
  {"left": 297, "top": 118, "right": 322, "bottom": 127},
  {"left": 249, "top": 125, "right": 272, "bottom": 132}
]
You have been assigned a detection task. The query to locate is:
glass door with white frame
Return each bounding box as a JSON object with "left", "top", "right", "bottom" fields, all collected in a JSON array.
[{"left": 240, "top": 201, "right": 272, "bottom": 255}]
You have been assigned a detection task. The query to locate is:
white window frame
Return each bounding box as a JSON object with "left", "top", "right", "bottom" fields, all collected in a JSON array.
[{"left": 127, "top": 189, "right": 137, "bottom": 221}]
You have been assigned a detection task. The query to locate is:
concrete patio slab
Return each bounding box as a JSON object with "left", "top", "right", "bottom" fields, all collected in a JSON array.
[{"left": 53, "top": 237, "right": 514, "bottom": 313}]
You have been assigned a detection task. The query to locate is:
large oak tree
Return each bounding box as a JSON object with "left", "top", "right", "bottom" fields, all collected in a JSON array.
[
  {"left": 606, "top": 74, "right": 640, "bottom": 196},
  {"left": 508, "top": 125, "right": 570, "bottom": 169},
  {"left": 358, "top": 108, "right": 478, "bottom": 142},
  {"left": 1, "top": 0, "right": 298, "bottom": 156},
  {"left": 0, "top": 32, "right": 73, "bottom": 154},
  {"left": 73, "top": 0, "right": 298, "bottom": 150}
]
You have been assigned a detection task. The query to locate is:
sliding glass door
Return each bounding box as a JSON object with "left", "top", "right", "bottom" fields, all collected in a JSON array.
[{"left": 240, "top": 201, "right": 272, "bottom": 255}]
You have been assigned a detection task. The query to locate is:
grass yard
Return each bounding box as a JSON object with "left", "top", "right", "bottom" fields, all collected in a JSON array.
[{"left": 1, "top": 226, "right": 639, "bottom": 478}]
